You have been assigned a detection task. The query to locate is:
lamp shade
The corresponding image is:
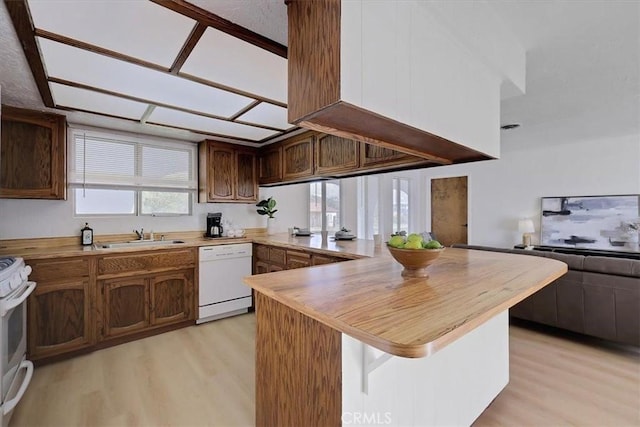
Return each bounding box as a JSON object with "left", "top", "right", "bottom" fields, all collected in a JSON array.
[{"left": 518, "top": 219, "right": 535, "bottom": 234}]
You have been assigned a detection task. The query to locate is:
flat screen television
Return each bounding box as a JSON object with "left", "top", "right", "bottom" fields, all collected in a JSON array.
[{"left": 540, "top": 194, "right": 640, "bottom": 253}]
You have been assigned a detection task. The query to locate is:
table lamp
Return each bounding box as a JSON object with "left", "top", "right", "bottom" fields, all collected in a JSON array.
[{"left": 518, "top": 219, "right": 535, "bottom": 247}]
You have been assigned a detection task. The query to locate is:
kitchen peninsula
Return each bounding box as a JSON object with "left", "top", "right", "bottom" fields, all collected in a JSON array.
[{"left": 245, "top": 244, "right": 567, "bottom": 426}]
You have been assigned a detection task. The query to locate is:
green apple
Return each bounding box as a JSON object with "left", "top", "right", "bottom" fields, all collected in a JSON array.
[
  {"left": 424, "top": 240, "right": 443, "bottom": 249},
  {"left": 406, "top": 233, "right": 423, "bottom": 244},
  {"left": 404, "top": 240, "right": 423, "bottom": 249},
  {"left": 388, "top": 235, "right": 406, "bottom": 248}
]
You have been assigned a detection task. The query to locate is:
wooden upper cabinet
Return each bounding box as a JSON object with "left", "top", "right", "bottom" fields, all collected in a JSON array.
[
  {"left": 258, "top": 144, "right": 282, "bottom": 185},
  {"left": 199, "top": 141, "right": 257, "bottom": 203},
  {"left": 256, "top": 132, "right": 437, "bottom": 186},
  {"left": 236, "top": 148, "right": 258, "bottom": 201},
  {"left": 1, "top": 105, "right": 66, "bottom": 199},
  {"left": 210, "top": 144, "right": 235, "bottom": 201},
  {"left": 315, "top": 133, "right": 359, "bottom": 175},
  {"left": 282, "top": 133, "right": 314, "bottom": 181},
  {"left": 360, "top": 143, "right": 418, "bottom": 169}
]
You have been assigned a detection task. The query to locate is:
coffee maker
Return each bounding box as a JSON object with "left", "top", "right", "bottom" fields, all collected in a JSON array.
[{"left": 206, "top": 212, "right": 223, "bottom": 238}]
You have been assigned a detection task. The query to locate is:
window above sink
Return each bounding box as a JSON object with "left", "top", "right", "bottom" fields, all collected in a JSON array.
[{"left": 69, "top": 127, "right": 197, "bottom": 217}]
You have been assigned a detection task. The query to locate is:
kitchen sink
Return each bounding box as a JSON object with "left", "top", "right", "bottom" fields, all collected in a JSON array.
[{"left": 98, "top": 240, "right": 185, "bottom": 249}]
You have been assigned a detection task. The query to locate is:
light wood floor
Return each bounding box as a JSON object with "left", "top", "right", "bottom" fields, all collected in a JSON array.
[
  {"left": 13, "top": 315, "right": 256, "bottom": 427},
  {"left": 474, "top": 324, "right": 640, "bottom": 427},
  {"left": 12, "top": 315, "right": 639, "bottom": 427}
]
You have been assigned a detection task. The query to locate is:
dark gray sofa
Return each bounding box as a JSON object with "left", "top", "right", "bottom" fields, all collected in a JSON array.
[{"left": 452, "top": 244, "right": 640, "bottom": 346}]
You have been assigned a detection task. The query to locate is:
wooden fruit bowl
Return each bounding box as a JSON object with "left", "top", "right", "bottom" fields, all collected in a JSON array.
[{"left": 386, "top": 245, "right": 444, "bottom": 278}]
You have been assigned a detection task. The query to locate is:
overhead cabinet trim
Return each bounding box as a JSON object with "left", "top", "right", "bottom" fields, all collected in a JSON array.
[{"left": 286, "top": 0, "right": 502, "bottom": 164}]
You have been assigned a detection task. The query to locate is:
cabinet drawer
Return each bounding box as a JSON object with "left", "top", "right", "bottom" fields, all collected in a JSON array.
[
  {"left": 28, "top": 257, "right": 90, "bottom": 282},
  {"left": 98, "top": 249, "right": 196, "bottom": 276},
  {"left": 287, "top": 250, "right": 311, "bottom": 270},
  {"left": 254, "top": 244, "right": 269, "bottom": 262},
  {"left": 268, "top": 247, "right": 286, "bottom": 265},
  {"left": 312, "top": 254, "right": 339, "bottom": 266}
]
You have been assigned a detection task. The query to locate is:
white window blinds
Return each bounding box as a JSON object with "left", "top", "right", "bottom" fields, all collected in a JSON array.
[{"left": 69, "top": 130, "right": 196, "bottom": 190}]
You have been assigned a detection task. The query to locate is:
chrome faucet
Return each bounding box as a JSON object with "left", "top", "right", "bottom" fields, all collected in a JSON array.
[{"left": 134, "top": 228, "right": 144, "bottom": 240}]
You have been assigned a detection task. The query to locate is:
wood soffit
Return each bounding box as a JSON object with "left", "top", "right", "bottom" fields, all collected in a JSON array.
[{"left": 4, "top": 0, "right": 292, "bottom": 145}]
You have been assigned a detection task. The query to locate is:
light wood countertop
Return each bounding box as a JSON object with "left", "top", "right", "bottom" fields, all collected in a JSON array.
[
  {"left": 0, "top": 231, "right": 376, "bottom": 260},
  {"left": 252, "top": 233, "right": 378, "bottom": 259},
  {"left": 2, "top": 231, "right": 567, "bottom": 359},
  {"left": 0, "top": 232, "right": 256, "bottom": 260},
  {"left": 244, "top": 246, "right": 567, "bottom": 358}
]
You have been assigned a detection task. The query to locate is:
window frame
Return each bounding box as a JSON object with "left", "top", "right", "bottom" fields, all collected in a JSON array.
[
  {"left": 68, "top": 126, "right": 196, "bottom": 217},
  {"left": 309, "top": 180, "right": 343, "bottom": 232},
  {"left": 392, "top": 177, "right": 410, "bottom": 234}
]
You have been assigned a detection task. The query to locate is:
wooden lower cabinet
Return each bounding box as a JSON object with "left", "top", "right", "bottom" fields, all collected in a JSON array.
[
  {"left": 150, "top": 270, "right": 193, "bottom": 326},
  {"left": 27, "top": 257, "right": 93, "bottom": 361},
  {"left": 99, "top": 269, "right": 194, "bottom": 341},
  {"left": 253, "top": 243, "right": 348, "bottom": 274},
  {"left": 287, "top": 250, "right": 311, "bottom": 269},
  {"left": 254, "top": 260, "right": 270, "bottom": 275},
  {"left": 28, "top": 277, "right": 94, "bottom": 360},
  {"left": 101, "top": 277, "right": 149, "bottom": 339},
  {"left": 313, "top": 254, "right": 344, "bottom": 265},
  {"left": 253, "top": 244, "right": 287, "bottom": 273},
  {"left": 27, "top": 249, "right": 196, "bottom": 362}
]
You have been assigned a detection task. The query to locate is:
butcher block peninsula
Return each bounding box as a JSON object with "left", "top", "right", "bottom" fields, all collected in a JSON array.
[{"left": 244, "top": 243, "right": 567, "bottom": 426}]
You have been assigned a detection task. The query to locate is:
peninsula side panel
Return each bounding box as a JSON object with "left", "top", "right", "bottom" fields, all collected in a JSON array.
[{"left": 255, "top": 292, "right": 342, "bottom": 426}]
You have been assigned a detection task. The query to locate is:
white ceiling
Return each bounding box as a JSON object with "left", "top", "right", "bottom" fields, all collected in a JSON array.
[
  {"left": 0, "top": 0, "right": 638, "bottom": 147},
  {"left": 490, "top": 0, "right": 639, "bottom": 145}
]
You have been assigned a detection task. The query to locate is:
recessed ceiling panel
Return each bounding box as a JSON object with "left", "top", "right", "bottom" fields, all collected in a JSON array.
[
  {"left": 38, "top": 38, "right": 254, "bottom": 118},
  {"left": 50, "top": 82, "right": 148, "bottom": 120},
  {"left": 181, "top": 27, "right": 287, "bottom": 103},
  {"left": 149, "top": 107, "right": 278, "bottom": 141},
  {"left": 237, "top": 103, "right": 292, "bottom": 130},
  {"left": 188, "top": 0, "right": 288, "bottom": 46},
  {"left": 28, "top": 0, "right": 195, "bottom": 67}
]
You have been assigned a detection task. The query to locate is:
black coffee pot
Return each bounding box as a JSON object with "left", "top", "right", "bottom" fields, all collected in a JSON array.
[{"left": 206, "top": 212, "right": 223, "bottom": 238}]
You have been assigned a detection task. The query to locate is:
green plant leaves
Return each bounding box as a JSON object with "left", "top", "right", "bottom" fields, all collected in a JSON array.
[{"left": 256, "top": 197, "right": 277, "bottom": 218}]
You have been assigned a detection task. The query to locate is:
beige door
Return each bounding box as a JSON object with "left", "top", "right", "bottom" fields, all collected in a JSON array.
[{"left": 431, "top": 176, "right": 468, "bottom": 247}]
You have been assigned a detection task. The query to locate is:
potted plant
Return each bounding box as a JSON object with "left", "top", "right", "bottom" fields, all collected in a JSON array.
[{"left": 256, "top": 197, "right": 278, "bottom": 235}]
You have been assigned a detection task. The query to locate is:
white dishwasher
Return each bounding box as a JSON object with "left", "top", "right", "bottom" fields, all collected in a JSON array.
[{"left": 198, "top": 243, "right": 252, "bottom": 324}]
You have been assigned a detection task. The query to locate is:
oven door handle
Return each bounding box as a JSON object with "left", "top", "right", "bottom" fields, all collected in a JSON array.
[
  {"left": 3, "top": 360, "right": 34, "bottom": 414},
  {"left": 1, "top": 281, "right": 36, "bottom": 316}
]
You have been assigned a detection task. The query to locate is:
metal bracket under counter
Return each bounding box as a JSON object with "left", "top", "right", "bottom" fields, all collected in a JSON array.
[{"left": 362, "top": 343, "right": 394, "bottom": 395}]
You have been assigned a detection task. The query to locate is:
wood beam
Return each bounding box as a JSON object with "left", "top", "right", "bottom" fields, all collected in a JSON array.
[
  {"left": 4, "top": 0, "right": 54, "bottom": 106},
  {"left": 169, "top": 22, "right": 207, "bottom": 74},
  {"left": 35, "top": 28, "right": 169, "bottom": 72},
  {"left": 151, "top": 0, "right": 287, "bottom": 58},
  {"left": 47, "top": 77, "right": 286, "bottom": 132},
  {"left": 228, "top": 100, "right": 261, "bottom": 121}
]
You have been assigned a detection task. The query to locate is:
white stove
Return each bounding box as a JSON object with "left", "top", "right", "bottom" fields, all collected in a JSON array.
[
  {"left": 0, "top": 258, "right": 32, "bottom": 298},
  {"left": 0, "top": 256, "right": 35, "bottom": 426}
]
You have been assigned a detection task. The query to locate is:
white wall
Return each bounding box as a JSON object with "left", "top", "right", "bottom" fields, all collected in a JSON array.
[
  {"left": 334, "top": 131, "right": 639, "bottom": 248},
  {"left": 0, "top": 182, "right": 310, "bottom": 240},
  {"left": 421, "top": 132, "right": 640, "bottom": 247},
  {"left": 257, "top": 183, "right": 309, "bottom": 234}
]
